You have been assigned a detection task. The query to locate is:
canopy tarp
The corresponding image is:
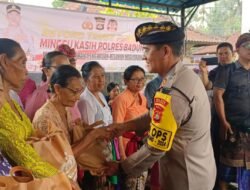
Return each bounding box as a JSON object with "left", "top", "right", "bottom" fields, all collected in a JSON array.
[
  {"left": 65, "top": 0, "right": 217, "bottom": 14},
  {"left": 96, "top": 0, "right": 218, "bottom": 11}
]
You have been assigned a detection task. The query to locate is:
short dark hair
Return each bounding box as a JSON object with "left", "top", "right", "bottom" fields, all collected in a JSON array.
[
  {"left": 216, "top": 42, "right": 233, "bottom": 53},
  {"left": 0, "top": 38, "right": 21, "bottom": 59},
  {"left": 41, "top": 51, "right": 65, "bottom": 82},
  {"left": 155, "top": 40, "right": 184, "bottom": 57},
  {"left": 124, "top": 65, "right": 145, "bottom": 81},
  {"left": 81, "top": 61, "right": 103, "bottom": 80},
  {"left": 49, "top": 65, "right": 81, "bottom": 93},
  {"left": 42, "top": 51, "right": 65, "bottom": 68},
  {"left": 107, "top": 82, "right": 119, "bottom": 93}
]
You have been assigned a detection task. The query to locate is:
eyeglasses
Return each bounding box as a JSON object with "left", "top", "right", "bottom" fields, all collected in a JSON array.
[
  {"left": 129, "top": 78, "right": 146, "bottom": 83},
  {"left": 48, "top": 63, "right": 68, "bottom": 69},
  {"left": 65, "top": 87, "right": 84, "bottom": 96},
  {"left": 47, "top": 65, "right": 58, "bottom": 69},
  {"left": 50, "top": 66, "right": 58, "bottom": 68},
  {"left": 241, "top": 42, "right": 250, "bottom": 50}
]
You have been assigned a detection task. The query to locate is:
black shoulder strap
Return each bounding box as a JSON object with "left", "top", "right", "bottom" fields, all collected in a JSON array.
[{"left": 171, "top": 86, "right": 194, "bottom": 126}]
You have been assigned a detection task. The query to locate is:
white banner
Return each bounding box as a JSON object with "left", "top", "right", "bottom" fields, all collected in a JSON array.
[{"left": 0, "top": 3, "right": 151, "bottom": 72}]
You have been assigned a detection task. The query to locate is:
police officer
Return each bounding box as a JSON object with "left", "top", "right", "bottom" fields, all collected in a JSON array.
[
  {"left": 2, "top": 4, "right": 35, "bottom": 54},
  {"left": 106, "top": 21, "right": 216, "bottom": 190}
]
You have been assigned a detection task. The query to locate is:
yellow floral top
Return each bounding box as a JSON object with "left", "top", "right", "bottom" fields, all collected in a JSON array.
[{"left": 0, "top": 101, "right": 58, "bottom": 178}]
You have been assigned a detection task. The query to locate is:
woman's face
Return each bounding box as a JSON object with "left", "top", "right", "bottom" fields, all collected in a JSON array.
[
  {"left": 55, "top": 77, "right": 84, "bottom": 107},
  {"left": 86, "top": 66, "right": 105, "bottom": 92},
  {"left": 109, "top": 85, "right": 120, "bottom": 100},
  {"left": 125, "top": 70, "right": 145, "bottom": 93},
  {"left": 43, "top": 55, "right": 70, "bottom": 82},
  {"left": 6, "top": 47, "right": 28, "bottom": 90}
]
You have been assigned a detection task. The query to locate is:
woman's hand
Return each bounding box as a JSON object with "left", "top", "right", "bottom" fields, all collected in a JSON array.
[
  {"left": 69, "top": 179, "right": 81, "bottom": 190},
  {"left": 91, "top": 127, "right": 113, "bottom": 141}
]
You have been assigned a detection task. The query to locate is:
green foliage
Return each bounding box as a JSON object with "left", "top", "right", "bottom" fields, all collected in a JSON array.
[
  {"left": 99, "top": 7, "right": 159, "bottom": 18},
  {"left": 190, "top": 0, "right": 242, "bottom": 37},
  {"left": 98, "top": 0, "right": 159, "bottom": 18},
  {"left": 52, "top": 0, "right": 65, "bottom": 8}
]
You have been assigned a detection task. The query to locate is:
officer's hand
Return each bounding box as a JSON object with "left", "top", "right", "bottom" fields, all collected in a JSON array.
[
  {"left": 104, "top": 161, "right": 119, "bottom": 176},
  {"left": 220, "top": 120, "right": 233, "bottom": 141},
  {"left": 199, "top": 60, "right": 208, "bottom": 74}
]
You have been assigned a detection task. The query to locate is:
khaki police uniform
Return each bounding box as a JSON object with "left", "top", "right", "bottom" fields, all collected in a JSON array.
[
  {"left": 121, "top": 61, "right": 216, "bottom": 190},
  {"left": 120, "top": 21, "right": 216, "bottom": 190}
]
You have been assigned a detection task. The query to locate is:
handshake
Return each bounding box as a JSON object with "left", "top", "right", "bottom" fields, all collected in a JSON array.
[
  {"left": 72, "top": 114, "right": 149, "bottom": 177},
  {"left": 89, "top": 123, "right": 125, "bottom": 176},
  {"left": 72, "top": 121, "right": 129, "bottom": 176},
  {"left": 90, "top": 122, "right": 126, "bottom": 142}
]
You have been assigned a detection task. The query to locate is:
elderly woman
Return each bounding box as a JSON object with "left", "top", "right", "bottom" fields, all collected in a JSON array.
[
  {"left": 56, "top": 44, "right": 81, "bottom": 123},
  {"left": 78, "top": 61, "right": 112, "bottom": 126},
  {"left": 32, "top": 65, "right": 109, "bottom": 148},
  {"left": 111, "top": 65, "right": 148, "bottom": 190},
  {"left": 0, "top": 38, "right": 58, "bottom": 177},
  {"left": 78, "top": 61, "right": 117, "bottom": 189},
  {"left": 32, "top": 65, "right": 111, "bottom": 183},
  {"left": 32, "top": 65, "right": 84, "bottom": 144}
]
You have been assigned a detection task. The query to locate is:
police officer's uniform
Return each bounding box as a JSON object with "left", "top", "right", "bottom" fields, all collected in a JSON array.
[{"left": 119, "top": 22, "right": 216, "bottom": 190}]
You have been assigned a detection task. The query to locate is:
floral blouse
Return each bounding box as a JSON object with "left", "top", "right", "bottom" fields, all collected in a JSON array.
[
  {"left": 0, "top": 101, "right": 58, "bottom": 178},
  {"left": 32, "top": 100, "right": 78, "bottom": 181}
]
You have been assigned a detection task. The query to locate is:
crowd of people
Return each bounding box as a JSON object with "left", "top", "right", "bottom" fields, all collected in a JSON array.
[
  {"left": 199, "top": 34, "right": 250, "bottom": 190},
  {"left": 0, "top": 18, "right": 250, "bottom": 190}
]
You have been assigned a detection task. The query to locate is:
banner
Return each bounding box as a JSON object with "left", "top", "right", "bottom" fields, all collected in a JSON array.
[{"left": 0, "top": 3, "right": 151, "bottom": 72}]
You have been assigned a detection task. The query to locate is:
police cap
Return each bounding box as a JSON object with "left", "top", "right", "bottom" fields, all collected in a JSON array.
[
  {"left": 6, "top": 4, "right": 21, "bottom": 14},
  {"left": 135, "top": 21, "right": 185, "bottom": 44}
]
